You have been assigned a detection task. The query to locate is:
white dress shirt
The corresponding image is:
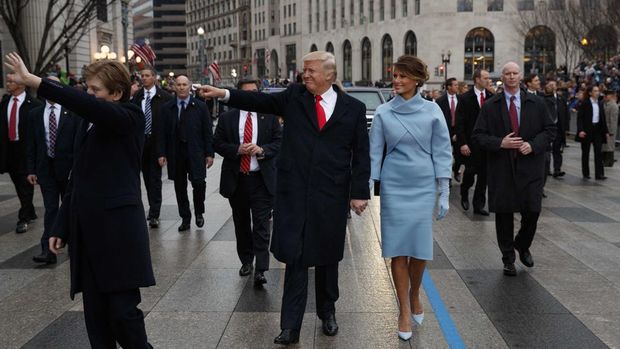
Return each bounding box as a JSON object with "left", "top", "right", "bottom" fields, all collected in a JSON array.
[
  {"left": 6, "top": 91, "right": 26, "bottom": 141},
  {"left": 141, "top": 86, "right": 157, "bottom": 112},
  {"left": 239, "top": 110, "right": 260, "bottom": 172},
  {"left": 44, "top": 102, "right": 62, "bottom": 150},
  {"left": 474, "top": 87, "right": 485, "bottom": 108},
  {"left": 591, "top": 98, "right": 600, "bottom": 124},
  {"left": 447, "top": 92, "right": 459, "bottom": 109}
]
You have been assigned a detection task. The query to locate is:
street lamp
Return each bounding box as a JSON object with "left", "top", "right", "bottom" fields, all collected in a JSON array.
[
  {"left": 197, "top": 26, "right": 206, "bottom": 84},
  {"left": 441, "top": 50, "right": 452, "bottom": 82}
]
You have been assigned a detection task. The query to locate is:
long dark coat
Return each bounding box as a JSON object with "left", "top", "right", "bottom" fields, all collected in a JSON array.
[
  {"left": 227, "top": 84, "right": 370, "bottom": 266},
  {"left": 213, "top": 108, "right": 282, "bottom": 198},
  {"left": 455, "top": 88, "right": 494, "bottom": 167},
  {"left": 0, "top": 92, "right": 42, "bottom": 173},
  {"left": 576, "top": 99, "right": 609, "bottom": 142},
  {"left": 40, "top": 78, "right": 155, "bottom": 299},
  {"left": 158, "top": 97, "right": 214, "bottom": 181},
  {"left": 473, "top": 90, "right": 556, "bottom": 213}
]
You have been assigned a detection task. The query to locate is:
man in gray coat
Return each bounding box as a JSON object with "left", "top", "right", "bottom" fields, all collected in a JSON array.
[{"left": 602, "top": 90, "right": 618, "bottom": 167}]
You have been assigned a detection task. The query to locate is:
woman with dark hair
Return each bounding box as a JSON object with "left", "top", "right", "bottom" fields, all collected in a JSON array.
[
  {"left": 369, "top": 55, "right": 452, "bottom": 341},
  {"left": 577, "top": 85, "right": 610, "bottom": 179},
  {"left": 5, "top": 52, "right": 155, "bottom": 348}
]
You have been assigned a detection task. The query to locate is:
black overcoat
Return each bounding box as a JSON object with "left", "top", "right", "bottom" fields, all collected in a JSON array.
[
  {"left": 131, "top": 86, "right": 172, "bottom": 157},
  {"left": 436, "top": 93, "right": 461, "bottom": 139},
  {"left": 40, "top": 78, "right": 155, "bottom": 299},
  {"left": 576, "top": 99, "right": 609, "bottom": 142},
  {"left": 158, "top": 97, "right": 214, "bottom": 181},
  {"left": 226, "top": 83, "right": 370, "bottom": 266},
  {"left": 213, "top": 108, "right": 282, "bottom": 197},
  {"left": 0, "top": 92, "right": 42, "bottom": 173},
  {"left": 455, "top": 88, "right": 493, "bottom": 167},
  {"left": 472, "top": 91, "right": 556, "bottom": 213}
]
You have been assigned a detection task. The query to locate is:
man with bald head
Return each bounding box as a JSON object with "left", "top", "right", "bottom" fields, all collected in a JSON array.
[
  {"left": 158, "top": 74, "right": 214, "bottom": 232},
  {"left": 473, "top": 62, "right": 555, "bottom": 276}
]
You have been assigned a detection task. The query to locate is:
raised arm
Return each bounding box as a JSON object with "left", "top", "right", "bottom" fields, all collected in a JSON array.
[{"left": 200, "top": 84, "right": 289, "bottom": 116}]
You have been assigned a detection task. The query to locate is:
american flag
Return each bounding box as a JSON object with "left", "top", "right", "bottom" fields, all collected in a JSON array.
[
  {"left": 131, "top": 39, "right": 156, "bottom": 65},
  {"left": 265, "top": 50, "right": 270, "bottom": 65},
  {"left": 209, "top": 61, "right": 221, "bottom": 81}
]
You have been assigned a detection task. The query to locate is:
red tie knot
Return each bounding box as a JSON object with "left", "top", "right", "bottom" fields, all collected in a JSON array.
[
  {"left": 315, "top": 95, "right": 322, "bottom": 102},
  {"left": 13, "top": 97, "right": 18, "bottom": 102},
  {"left": 510, "top": 95, "right": 515, "bottom": 102}
]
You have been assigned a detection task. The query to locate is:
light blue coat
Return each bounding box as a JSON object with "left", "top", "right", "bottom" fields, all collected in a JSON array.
[{"left": 369, "top": 93, "right": 452, "bottom": 259}]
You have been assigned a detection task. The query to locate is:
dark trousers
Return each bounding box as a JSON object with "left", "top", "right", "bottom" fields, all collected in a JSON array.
[
  {"left": 7, "top": 141, "right": 35, "bottom": 222},
  {"left": 142, "top": 136, "right": 162, "bottom": 219},
  {"left": 228, "top": 172, "right": 273, "bottom": 271},
  {"left": 460, "top": 152, "right": 487, "bottom": 210},
  {"left": 80, "top": 255, "right": 150, "bottom": 349},
  {"left": 551, "top": 132, "right": 563, "bottom": 172},
  {"left": 281, "top": 256, "right": 339, "bottom": 330},
  {"left": 452, "top": 144, "right": 463, "bottom": 175},
  {"left": 581, "top": 132, "right": 604, "bottom": 178},
  {"left": 38, "top": 159, "right": 68, "bottom": 252},
  {"left": 174, "top": 144, "right": 205, "bottom": 222},
  {"left": 495, "top": 211, "right": 540, "bottom": 264}
]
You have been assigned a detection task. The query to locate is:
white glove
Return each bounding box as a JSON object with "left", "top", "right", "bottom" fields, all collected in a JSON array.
[
  {"left": 436, "top": 178, "right": 450, "bottom": 220},
  {"left": 369, "top": 179, "right": 375, "bottom": 191}
]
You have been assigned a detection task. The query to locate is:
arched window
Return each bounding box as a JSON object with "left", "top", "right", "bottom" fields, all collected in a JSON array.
[
  {"left": 343, "top": 40, "right": 352, "bottom": 82},
  {"left": 310, "top": 44, "right": 318, "bottom": 52},
  {"left": 382, "top": 34, "right": 393, "bottom": 81},
  {"left": 404, "top": 31, "right": 417, "bottom": 56},
  {"left": 585, "top": 25, "right": 617, "bottom": 61},
  {"left": 361, "top": 37, "right": 372, "bottom": 82},
  {"left": 464, "top": 27, "right": 494, "bottom": 77},
  {"left": 524, "top": 26, "right": 556, "bottom": 75},
  {"left": 326, "top": 42, "right": 334, "bottom": 53}
]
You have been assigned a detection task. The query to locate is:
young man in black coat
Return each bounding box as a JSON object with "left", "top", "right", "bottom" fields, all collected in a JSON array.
[
  {"left": 473, "top": 62, "right": 555, "bottom": 277},
  {"left": 26, "top": 76, "right": 80, "bottom": 264},
  {"left": 158, "top": 74, "right": 214, "bottom": 231},
  {"left": 543, "top": 80, "right": 568, "bottom": 178},
  {"left": 201, "top": 51, "right": 370, "bottom": 345},
  {"left": 577, "top": 85, "right": 610, "bottom": 180},
  {"left": 132, "top": 67, "right": 172, "bottom": 228},
  {"left": 213, "top": 78, "right": 282, "bottom": 286},
  {"left": 0, "top": 77, "right": 42, "bottom": 233},
  {"left": 436, "top": 77, "right": 463, "bottom": 182}
]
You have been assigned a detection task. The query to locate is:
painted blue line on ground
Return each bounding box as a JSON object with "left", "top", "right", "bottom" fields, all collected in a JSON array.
[{"left": 422, "top": 270, "right": 467, "bottom": 349}]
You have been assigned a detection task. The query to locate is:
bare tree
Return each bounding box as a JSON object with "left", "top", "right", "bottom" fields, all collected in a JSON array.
[{"left": 0, "top": 0, "right": 116, "bottom": 76}]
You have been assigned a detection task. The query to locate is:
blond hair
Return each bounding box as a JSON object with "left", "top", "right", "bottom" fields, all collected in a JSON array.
[{"left": 302, "top": 51, "right": 337, "bottom": 82}]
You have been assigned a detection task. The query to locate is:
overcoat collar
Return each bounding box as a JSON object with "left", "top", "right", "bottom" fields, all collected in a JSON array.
[{"left": 298, "top": 84, "right": 349, "bottom": 132}]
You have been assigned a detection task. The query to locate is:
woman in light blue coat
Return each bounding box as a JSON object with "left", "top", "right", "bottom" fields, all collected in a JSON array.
[{"left": 369, "top": 55, "right": 452, "bottom": 341}]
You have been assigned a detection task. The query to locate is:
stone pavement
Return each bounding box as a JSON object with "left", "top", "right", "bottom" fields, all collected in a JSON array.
[{"left": 0, "top": 141, "right": 619, "bottom": 348}]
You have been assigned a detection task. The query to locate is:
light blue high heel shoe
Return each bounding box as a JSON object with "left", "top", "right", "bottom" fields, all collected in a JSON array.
[
  {"left": 411, "top": 312, "right": 425, "bottom": 325},
  {"left": 398, "top": 331, "right": 412, "bottom": 341}
]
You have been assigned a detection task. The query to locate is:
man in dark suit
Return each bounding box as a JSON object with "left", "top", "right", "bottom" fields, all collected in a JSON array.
[
  {"left": 132, "top": 67, "right": 172, "bottom": 228},
  {"left": 524, "top": 73, "right": 543, "bottom": 96},
  {"left": 543, "top": 80, "right": 568, "bottom": 178},
  {"left": 473, "top": 62, "right": 555, "bottom": 276},
  {"left": 213, "top": 78, "right": 282, "bottom": 286},
  {"left": 26, "top": 76, "right": 80, "bottom": 264},
  {"left": 436, "top": 77, "right": 463, "bottom": 182},
  {"left": 0, "top": 76, "right": 42, "bottom": 233},
  {"left": 201, "top": 51, "right": 370, "bottom": 345},
  {"left": 455, "top": 69, "right": 492, "bottom": 215},
  {"left": 158, "top": 75, "right": 214, "bottom": 231},
  {"left": 577, "top": 85, "right": 610, "bottom": 180}
]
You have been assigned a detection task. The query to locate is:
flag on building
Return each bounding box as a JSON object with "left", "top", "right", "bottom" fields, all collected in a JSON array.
[
  {"left": 209, "top": 60, "right": 221, "bottom": 81},
  {"left": 131, "top": 39, "right": 156, "bottom": 65},
  {"left": 265, "top": 50, "right": 270, "bottom": 65}
]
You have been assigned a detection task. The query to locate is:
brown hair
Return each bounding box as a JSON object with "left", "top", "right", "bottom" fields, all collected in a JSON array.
[
  {"left": 83, "top": 60, "right": 131, "bottom": 103},
  {"left": 393, "top": 55, "right": 429, "bottom": 84}
]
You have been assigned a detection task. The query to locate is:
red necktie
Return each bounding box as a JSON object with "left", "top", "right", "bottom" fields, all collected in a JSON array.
[
  {"left": 479, "top": 91, "right": 485, "bottom": 107},
  {"left": 450, "top": 95, "right": 456, "bottom": 127},
  {"left": 315, "top": 95, "right": 327, "bottom": 130},
  {"left": 240, "top": 112, "right": 252, "bottom": 174},
  {"left": 8, "top": 97, "right": 18, "bottom": 141},
  {"left": 509, "top": 96, "right": 519, "bottom": 136}
]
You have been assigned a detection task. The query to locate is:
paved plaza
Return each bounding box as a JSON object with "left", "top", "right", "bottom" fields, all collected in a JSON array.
[{"left": 0, "top": 141, "right": 619, "bottom": 349}]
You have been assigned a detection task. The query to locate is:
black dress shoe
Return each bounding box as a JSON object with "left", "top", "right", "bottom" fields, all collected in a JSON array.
[
  {"left": 595, "top": 176, "right": 607, "bottom": 180},
  {"left": 239, "top": 263, "right": 253, "bottom": 276},
  {"left": 473, "top": 208, "right": 490, "bottom": 216},
  {"left": 461, "top": 198, "right": 470, "bottom": 211},
  {"left": 274, "top": 329, "right": 299, "bottom": 345},
  {"left": 583, "top": 175, "right": 591, "bottom": 179},
  {"left": 196, "top": 214, "right": 204, "bottom": 227},
  {"left": 178, "top": 222, "right": 190, "bottom": 232},
  {"left": 15, "top": 221, "right": 28, "bottom": 234},
  {"left": 254, "top": 271, "right": 267, "bottom": 287},
  {"left": 321, "top": 313, "right": 338, "bottom": 336},
  {"left": 552, "top": 171, "right": 566, "bottom": 178},
  {"left": 149, "top": 218, "right": 160, "bottom": 228},
  {"left": 32, "top": 251, "right": 57, "bottom": 264},
  {"left": 515, "top": 246, "right": 534, "bottom": 267},
  {"left": 503, "top": 263, "right": 517, "bottom": 276}
]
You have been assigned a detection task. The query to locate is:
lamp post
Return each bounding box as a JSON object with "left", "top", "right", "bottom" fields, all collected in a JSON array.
[
  {"left": 121, "top": 0, "right": 130, "bottom": 69},
  {"left": 197, "top": 26, "right": 206, "bottom": 84},
  {"left": 441, "top": 50, "right": 451, "bottom": 82}
]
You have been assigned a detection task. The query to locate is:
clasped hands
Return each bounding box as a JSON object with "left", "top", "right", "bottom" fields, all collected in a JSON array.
[
  {"left": 238, "top": 143, "right": 263, "bottom": 157},
  {"left": 501, "top": 132, "right": 532, "bottom": 155}
]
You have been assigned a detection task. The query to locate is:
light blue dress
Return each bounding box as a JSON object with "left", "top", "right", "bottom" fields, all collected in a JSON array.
[{"left": 369, "top": 93, "right": 452, "bottom": 259}]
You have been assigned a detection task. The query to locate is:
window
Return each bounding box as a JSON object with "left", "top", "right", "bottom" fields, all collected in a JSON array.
[
  {"left": 369, "top": 0, "right": 374, "bottom": 22},
  {"left": 326, "top": 41, "right": 334, "bottom": 53},
  {"left": 379, "top": 0, "right": 384, "bottom": 20},
  {"left": 361, "top": 37, "right": 372, "bottom": 81},
  {"left": 457, "top": 0, "right": 473, "bottom": 11},
  {"left": 332, "top": 0, "right": 336, "bottom": 29},
  {"left": 585, "top": 25, "right": 618, "bottom": 61},
  {"left": 286, "top": 44, "right": 297, "bottom": 78},
  {"left": 382, "top": 34, "right": 393, "bottom": 81},
  {"left": 415, "top": 0, "right": 420, "bottom": 14},
  {"left": 390, "top": 0, "right": 396, "bottom": 19},
  {"left": 548, "top": 0, "right": 564, "bottom": 10},
  {"left": 487, "top": 0, "right": 503, "bottom": 11},
  {"left": 517, "top": 0, "right": 534, "bottom": 10},
  {"left": 293, "top": 3, "right": 296, "bottom": 16},
  {"left": 402, "top": 0, "right": 407, "bottom": 16},
  {"left": 310, "top": 44, "right": 318, "bottom": 52},
  {"left": 350, "top": 0, "right": 354, "bottom": 25},
  {"left": 309, "top": 0, "right": 313, "bottom": 32},
  {"left": 464, "top": 27, "right": 494, "bottom": 77},
  {"left": 524, "top": 26, "right": 556, "bottom": 75},
  {"left": 343, "top": 40, "right": 352, "bottom": 82},
  {"left": 360, "top": 0, "right": 364, "bottom": 23},
  {"left": 341, "top": 0, "right": 345, "bottom": 27},
  {"left": 404, "top": 30, "right": 417, "bottom": 55},
  {"left": 324, "top": 0, "right": 328, "bottom": 30},
  {"left": 293, "top": 22, "right": 296, "bottom": 33}
]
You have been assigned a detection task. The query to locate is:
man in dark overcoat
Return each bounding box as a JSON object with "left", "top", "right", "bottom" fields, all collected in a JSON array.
[
  {"left": 473, "top": 62, "right": 555, "bottom": 277},
  {"left": 201, "top": 51, "right": 370, "bottom": 344},
  {"left": 158, "top": 74, "right": 214, "bottom": 231},
  {"left": 436, "top": 77, "right": 463, "bottom": 182}
]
